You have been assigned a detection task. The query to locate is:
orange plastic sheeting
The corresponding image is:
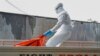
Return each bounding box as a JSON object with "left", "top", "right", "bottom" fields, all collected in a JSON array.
[{"left": 15, "top": 35, "right": 46, "bottom": 47}]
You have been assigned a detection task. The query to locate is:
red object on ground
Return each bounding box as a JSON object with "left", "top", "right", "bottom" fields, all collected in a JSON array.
[{"left": 15, "top": 35, "right": 47, "bottom": 47}]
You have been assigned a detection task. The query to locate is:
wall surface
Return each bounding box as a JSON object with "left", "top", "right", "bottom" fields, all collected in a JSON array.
[
  {"left": 0, "top": 12, "right": 100, "bottom": 41},
  {"left": 0, "top": 12, "right": 36, "bottom": 39},
  {"left": 0, "top": 12, "right": 56, "bottom": 40}
]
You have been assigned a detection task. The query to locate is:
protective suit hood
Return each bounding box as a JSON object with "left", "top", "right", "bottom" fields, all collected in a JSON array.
[{"left": 55, "top": 3, "right": 64, "bottom": 14}]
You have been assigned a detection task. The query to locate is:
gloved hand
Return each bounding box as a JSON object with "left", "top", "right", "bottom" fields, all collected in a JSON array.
[{"left": 43, "top": 29, "right": 55, "bottom": 38}]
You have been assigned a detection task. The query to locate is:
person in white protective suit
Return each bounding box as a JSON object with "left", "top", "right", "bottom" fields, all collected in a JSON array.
[{"left": 45, "top": 3, "right": 72, "bottom": 47}]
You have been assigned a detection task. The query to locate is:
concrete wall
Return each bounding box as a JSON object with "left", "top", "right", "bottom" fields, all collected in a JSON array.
[
  {"left": 69, "top": 21, "right": 98, "bottom": 41},
  {"left": 0, "top": 12, "right": 56, "bottom": 40},
  {"left": 0, "top": 12, "right": 100, "bottom": 41},
  {"left": 0, "top": 12, "right": 36, "bottom": 39}
]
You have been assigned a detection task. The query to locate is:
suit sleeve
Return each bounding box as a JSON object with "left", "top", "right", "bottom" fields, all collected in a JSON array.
[{"left": 50, "top": 14, "right": 64, "bottom": 32}]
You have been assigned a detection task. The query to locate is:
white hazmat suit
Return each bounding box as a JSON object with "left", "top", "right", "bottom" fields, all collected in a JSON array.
[{"left": 46, "top": 3, "right": 72, "bottom": 47}]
